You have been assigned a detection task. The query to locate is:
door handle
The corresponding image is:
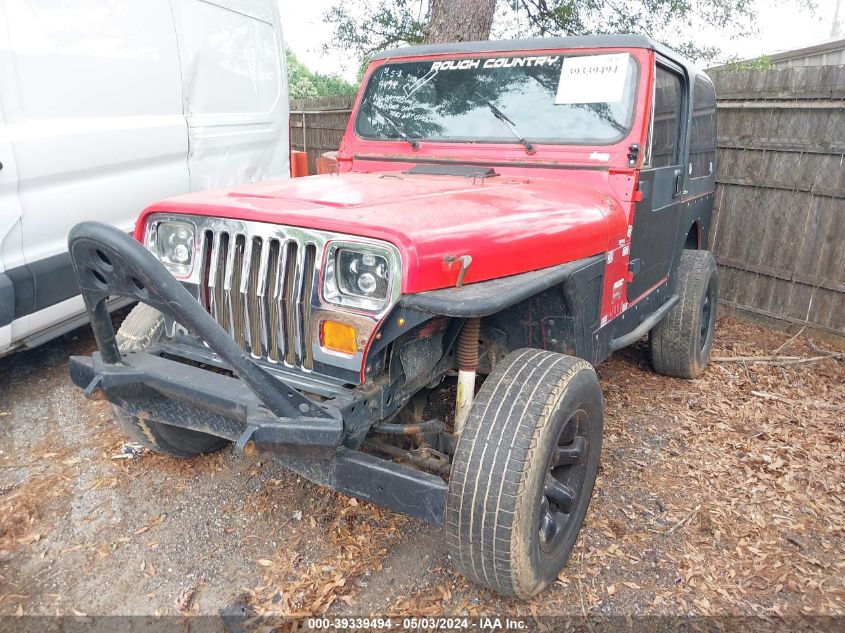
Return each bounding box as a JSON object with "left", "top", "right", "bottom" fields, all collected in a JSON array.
[{"left": 673, "top": 170, "right": 683, "bottom": 198}]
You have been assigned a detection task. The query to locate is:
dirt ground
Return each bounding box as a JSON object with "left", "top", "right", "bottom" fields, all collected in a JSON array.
[{"left": 0, "top": 314, "right": 843, "bottom": 623}]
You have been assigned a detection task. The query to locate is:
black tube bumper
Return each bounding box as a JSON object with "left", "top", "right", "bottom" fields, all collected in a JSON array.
[
  {"left": 70, "top": 351, "right": 346, "bottom": 448},
  {"left": 66, "top": 222, "right": 447, "bottom": 524},
  {"left": 69, "top": 349, "right": 447, "bottom": 524}
]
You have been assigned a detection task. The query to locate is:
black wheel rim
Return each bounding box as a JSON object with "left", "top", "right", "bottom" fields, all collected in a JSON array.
[
  {"left": 699, "top": 282, "right": 714, "bottom": 352},
  {"left": 538, "top": 408, "right": 590, "bottom": 554}
]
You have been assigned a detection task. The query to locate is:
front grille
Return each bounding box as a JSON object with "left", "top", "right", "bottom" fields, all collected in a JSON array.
[
  {"left": 199, "top": 227, "right": 318, "bottom": 370},
  {"left": 148, "top": 213, "right": 401, "bottom": 383}
]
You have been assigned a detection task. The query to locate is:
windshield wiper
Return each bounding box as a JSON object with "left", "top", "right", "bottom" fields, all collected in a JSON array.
[
  {"left": 474, "top": 92, "right": 536, "bottom": 155},
  {"left": 368, "top": 101, "right": 420, "bottom": 151}
]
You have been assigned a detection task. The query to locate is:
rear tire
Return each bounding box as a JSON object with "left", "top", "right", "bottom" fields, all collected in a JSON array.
[
  {"left": 110, "top": 304, "right": 229, "bottom": 458},
  {"left": 446, "top": 349, "right": 604, "bottom": 599},
  {"left": 650, "top": 250, "right": 718, "bottom": 378}
]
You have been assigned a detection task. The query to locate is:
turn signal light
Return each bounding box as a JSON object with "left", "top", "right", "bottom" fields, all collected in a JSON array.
[{"left": 321, "top": 320, "right": 357, "bottom": 355}]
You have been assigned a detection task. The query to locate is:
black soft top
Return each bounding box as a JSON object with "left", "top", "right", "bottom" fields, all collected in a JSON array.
[{"left": 372, "top": 34, "right": 703, "bottom": 82}]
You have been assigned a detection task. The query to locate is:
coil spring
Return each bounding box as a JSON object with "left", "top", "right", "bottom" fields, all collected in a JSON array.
[{"left": 457, "top": 317, "right": 481, "bottom": 371}]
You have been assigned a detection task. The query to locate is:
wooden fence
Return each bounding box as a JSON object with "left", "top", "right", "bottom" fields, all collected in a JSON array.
[
  {"left": 290, "top": 95, "right": 355, "bottom": 174},
  {"left": 290, "top": 65, "right": 845, "bottom": 335},
  {"left": 708, "top": 66, "right": 844, "bottom": 334}
]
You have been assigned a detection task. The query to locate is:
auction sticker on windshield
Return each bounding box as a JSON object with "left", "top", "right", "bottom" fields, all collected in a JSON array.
[{"left": 555, "top": 53, "right": 630, "bottom": 104}]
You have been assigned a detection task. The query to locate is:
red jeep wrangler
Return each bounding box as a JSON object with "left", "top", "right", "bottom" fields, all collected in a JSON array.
[{"left": 68, "top": 35, "right": 718, "bottom": 598}]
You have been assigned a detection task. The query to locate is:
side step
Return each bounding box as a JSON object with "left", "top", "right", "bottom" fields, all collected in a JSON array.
[{"left": 610, "top": 295, "right": 679, "bottom": 351}]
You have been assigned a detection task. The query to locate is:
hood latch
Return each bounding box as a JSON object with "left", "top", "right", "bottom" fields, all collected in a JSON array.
[{"left": 443, "top": 254, "right": 473, "bottom": 288}]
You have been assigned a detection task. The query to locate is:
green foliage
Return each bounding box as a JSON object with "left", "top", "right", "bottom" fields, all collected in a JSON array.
[
  {"left": 723, "top": 55, "right": 774, "bottom": 71},
  {"left": 323, "top": 0, "right": 769, "bottom": 64},
  {"left": 324, "top": 0, "right": 427, "bottom": 57},
  {"left": 286, "top": 49, "right": 357, "bottom": 98}
]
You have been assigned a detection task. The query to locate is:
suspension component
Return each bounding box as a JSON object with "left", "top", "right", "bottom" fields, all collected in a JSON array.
[
  {"left": 372, "top": 419, "right": 445, "bottom": 435},
  {"left": 454, "top": 317, "right": 481, "bottom": 435}
]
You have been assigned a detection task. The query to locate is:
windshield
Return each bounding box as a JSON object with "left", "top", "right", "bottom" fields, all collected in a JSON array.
[{"left": 355, "top": 52, "right": 639, "bottom": 146}]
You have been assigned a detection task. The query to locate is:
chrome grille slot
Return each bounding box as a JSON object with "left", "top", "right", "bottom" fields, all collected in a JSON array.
[
  {"left": 229, "top": 234, "right": 246, "bottom": 348},
  {"left": 199, "top": 230, "right": 213, "bottom": 310},
  {"left": 301, "top": 244, "right": 317, "bottom": 370},
  {"left": 208, "top": 232, "right": 230, "bottom": 333},
  {"left": 265, "top": 239, "right": 282, "bottom": 362},
  {"left": 282, "top": 241, "right": 299, "bottom": 365},
  {"left": 245, "top": 237, "right": 264, "bottom": 357}
]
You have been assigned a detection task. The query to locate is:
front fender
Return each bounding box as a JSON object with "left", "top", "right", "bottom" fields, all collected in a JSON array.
[{"left": 398, "top": 255, "right": 604, "bottom": 317}]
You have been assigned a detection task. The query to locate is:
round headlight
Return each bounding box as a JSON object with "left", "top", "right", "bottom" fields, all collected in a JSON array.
[
  {"left": 323, "top": 244, "right": 394, "bottom": 311},
  {"left": 173, "top": 243, "right": 190, "bottom": 264},
  {"left": 337, "top": 249, "right": 389, "bottom": 301},
  {"left": 150, "top": 220, "right": 195, "bottom": 277},
  {"left": 357, "top": 272, "right": 377, "bottom": 295}
]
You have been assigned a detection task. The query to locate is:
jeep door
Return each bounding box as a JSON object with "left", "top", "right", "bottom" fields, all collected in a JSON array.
[
  {"left": 627, "top": 60, "right": 688, "bottom": 300},
  {"left": 680, "top": 74, "right": 717, "bottom": 250}
]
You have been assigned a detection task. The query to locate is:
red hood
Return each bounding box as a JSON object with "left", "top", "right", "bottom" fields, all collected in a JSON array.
[{"left": 140, "top": 172, "right": 627, "bottom": 293}]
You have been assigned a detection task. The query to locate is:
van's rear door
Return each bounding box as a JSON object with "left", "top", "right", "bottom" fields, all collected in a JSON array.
[
  {"left": 4, "top": 0, "right": 189, "bottom": 334},
  {"left": 170, "top": 0, "right": 290, "bottom": 189},
  {"left": 0, "top": 90, "right": 25, "bottom": 349}
]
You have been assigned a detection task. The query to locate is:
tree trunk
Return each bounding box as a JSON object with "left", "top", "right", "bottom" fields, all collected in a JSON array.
[{"left": 424, "top": 0, "right": 497, "bottom": 44}]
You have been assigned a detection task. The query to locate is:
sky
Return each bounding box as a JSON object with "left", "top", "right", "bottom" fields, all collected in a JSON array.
[{"left": 281, "top": 0, "right": 844, "bottom": 82}]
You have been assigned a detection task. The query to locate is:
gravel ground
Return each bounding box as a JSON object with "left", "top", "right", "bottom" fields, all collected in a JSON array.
[{"left": 0, "top": 314, "right": 842, "bottom": 622}]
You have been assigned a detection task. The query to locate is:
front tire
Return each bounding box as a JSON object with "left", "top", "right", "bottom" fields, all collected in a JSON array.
[
  {"left": 446, "top": 349, "right": 604, "bottom": 599},
  {"left": 110, "top": 304, "right": 229, "bottom": 458},
  {"left": 650, "top": 250, "right": 719, "bottom": 378}
]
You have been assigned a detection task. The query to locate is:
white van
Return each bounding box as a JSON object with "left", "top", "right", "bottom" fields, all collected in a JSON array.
[{"left": 0, "top": 0, "right": 290, "bottom": 356}]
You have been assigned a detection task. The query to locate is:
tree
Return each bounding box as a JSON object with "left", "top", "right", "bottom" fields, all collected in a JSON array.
[
  {"left": 324, "top": 0, "right": 770, "bottom": 64},
  {"left": 285, "top": 49, "right": 357, "bottom": 99},
  {"left": 425, "top": 0, "right": 496, "bottom": 44}
]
